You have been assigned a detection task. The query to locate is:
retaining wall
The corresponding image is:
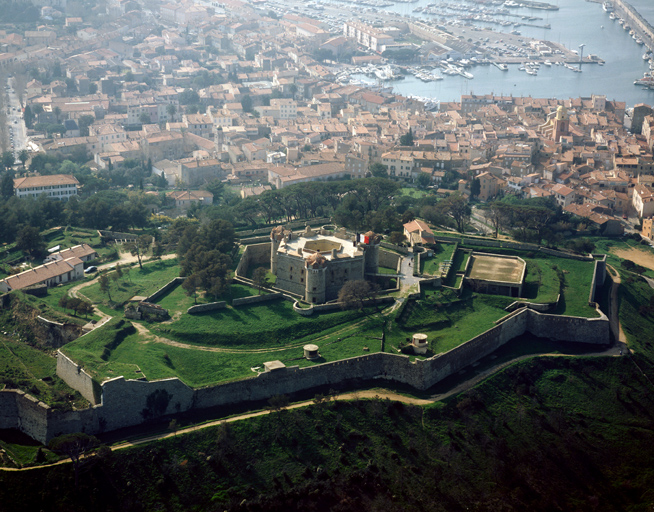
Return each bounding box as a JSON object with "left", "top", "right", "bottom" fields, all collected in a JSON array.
[
  {"left": 146, "top": 277, "right": 185, "bottom": 303},
  {"left": 380, "top": 242, "right": 409, "bottom": 255},
  {"left": 237, "top": 218, "right": 331, "bottom": 239},
  {"left": 187, "top": 301, "right": 227, "bottom": 314},
  {"left": 589, "top": 254, "right": 608, "bottom": 304},
  {"left": 36, "top": 316, "right": 83, "bottom": 348},
  {"left": 98, "top": 230, "right": 138, "bottom": 242},
  {"left": 435, "top": 236, "right": 594, "bottom": 262},
  {"left": 292, "top": 296, "right": 395, "bottom": 316},
  {"left": 235, "top": 242, "right": 271, "bottom": 277},
  {"left": 232, "top": 293, "right": 283, "bottom": 306},
  {"left": 378, "top": 249, "right": 401, "bottom": 271}
]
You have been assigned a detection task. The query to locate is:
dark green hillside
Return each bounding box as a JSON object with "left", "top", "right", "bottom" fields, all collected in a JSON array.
[{"left": 1, "top": 276, "right": 653, "bottom": 511}]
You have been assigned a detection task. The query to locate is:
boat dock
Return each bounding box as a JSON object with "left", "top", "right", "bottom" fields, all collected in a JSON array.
[{"left": 611, "top": 0, "right": 654, "bottom": 50}]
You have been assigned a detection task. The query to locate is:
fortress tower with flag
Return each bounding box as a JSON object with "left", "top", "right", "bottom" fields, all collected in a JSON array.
[{"left": 270, "top": 225, "right": 381, "bottom": 303}]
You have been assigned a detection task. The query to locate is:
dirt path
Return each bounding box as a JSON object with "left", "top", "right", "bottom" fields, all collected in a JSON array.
[
  {"left": 610, "top": 247, "right": 654, "bottom": 271},
  {"left": 68, "top": 253, "right": 179, "bottom": 332}
]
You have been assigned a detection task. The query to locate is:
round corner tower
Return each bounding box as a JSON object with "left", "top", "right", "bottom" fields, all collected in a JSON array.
[
  {"left": 305, "top": 253, "right": 327, "bottom": 304},
  {"left": 360, "top": 231, "right": 381, "bottom": 275}
]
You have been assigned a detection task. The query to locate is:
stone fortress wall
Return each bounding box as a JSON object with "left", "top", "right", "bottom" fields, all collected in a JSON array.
[
  {"left": 1, "top": 303, "right": 609, "bottom": 444},
  {"left": 0, "top": 239, "right": 613, "bottom": 444}
]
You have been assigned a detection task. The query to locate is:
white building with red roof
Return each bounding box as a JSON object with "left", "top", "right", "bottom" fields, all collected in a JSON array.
[
  {"left": 13, "top": 174, "right": 79, "bottom": 200},
  {"left": 0, "top": 257, "right": 84, "bottom": 293}
]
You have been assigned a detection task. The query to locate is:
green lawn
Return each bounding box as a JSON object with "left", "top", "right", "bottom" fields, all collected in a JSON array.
[
  {"left": 156, "top": 282, "right": 267, "bottom": 312},
  {"left": 82, "top": 258, "right": 180, "bottom": 306},
  {"left": 400, "top": 187, "right": 430, "bottom": 198},
  {"left": 63, "top": 311, "right": 384, "bottom": 386},
  {"left": 21, "top": 280, "right": 102, "bottom": 324},
  {"left": 152, "top": 300, "right": 370, "bottom": 350},
  {"left": 521, "top": 259, "right": 560, "bottom": 304},
  {"left": 554, "top": 258, "right": 600, "bottom": 317},
  {"left": 388, "top": 290, "right": 514, "bottom": 355},
  {"left": 419, "top": 243, "right": 456, "bottom": 276}
]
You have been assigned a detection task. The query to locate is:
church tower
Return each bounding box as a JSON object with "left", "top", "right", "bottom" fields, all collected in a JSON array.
[{"left": 553, "top": 105, "right": 570, "bottom": 142}]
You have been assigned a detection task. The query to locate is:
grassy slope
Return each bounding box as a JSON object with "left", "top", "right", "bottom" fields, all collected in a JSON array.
[
  {"left": 0, "top": 298, "right": 88, "bottom": 411},
  {"left": 152, "top": 300, "right": 368, "bottom": 350},
  {"left": 63, "top": 310, "right": 383, "bottom": 386}
]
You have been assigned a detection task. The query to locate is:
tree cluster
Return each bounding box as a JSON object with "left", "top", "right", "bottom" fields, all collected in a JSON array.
[
  {"left": 58, "top": 295, "right": 94, "bottom": 317},
  {"left": 177, "top": 219, "right": 236, "bottom": 299},
  {"left": 485, "top": 197, "right": 565, "bottom": 244}
]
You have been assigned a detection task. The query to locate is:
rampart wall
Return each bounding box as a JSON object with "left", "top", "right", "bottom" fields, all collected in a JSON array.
[
  {"left": 57, "top": 351, "right": 99, "bottom": 405},
  {"left": 292, "top": 296, "right": 396, "bottom": 316},
  {"left": 36, "top": 316, "right": 83, "bottom": 348},
  {"left": 98, "top": 230, "right": 138, "bottom": 242},
  {"left": 235, "top": 243, "right": 271, "bottom": 277},
  {"left": 0, "top": 286, "right": 604, "bottom": 444},
  {"left": 380, "top": 242, "right": 409, "bottom": 255},
  {"left": 146, "top": 277, "right": 185, "bottom": 303},
  {"left": 589, "top": 254, "right": 608, "bottom": 304},
  {"left": 378, "top": 249, "right": 401, "bottom": 271},
  {"left": 187, "top": 302, "right": 227, "bottom": 314},
  {"left": 435, "top": 236, "right": 593, "bottom": 262},
  {"left": 236, "top": 218, "right": 331, "bottom": 239},
  {"left": 232, "top": 293, "right": 283, "bottom": 306}
]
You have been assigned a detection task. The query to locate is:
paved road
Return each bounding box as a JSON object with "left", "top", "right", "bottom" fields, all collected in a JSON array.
[
  {"left": 6, "top": 77, "right": 27, "bottom": 157},
  {"left": 398, "top": 251, "right": 421, "bottom": 292}
]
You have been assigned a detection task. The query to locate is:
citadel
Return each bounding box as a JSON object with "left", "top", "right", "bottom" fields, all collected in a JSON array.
[{"left": 270, "top": 225, "right": 382, "bottom": 303}]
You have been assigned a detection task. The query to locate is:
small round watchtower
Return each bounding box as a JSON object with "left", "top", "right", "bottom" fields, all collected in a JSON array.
[
  {"left": 412, "top": 333, "right": 428, "bottom": 355},
  {"left": 359, "top": 231, "right": 382, "bottom": 275}
]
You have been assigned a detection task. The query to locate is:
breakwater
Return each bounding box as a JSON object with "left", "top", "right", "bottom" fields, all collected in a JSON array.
[{"left": 613, "top": 0, "right": 654, "bottom": 50}]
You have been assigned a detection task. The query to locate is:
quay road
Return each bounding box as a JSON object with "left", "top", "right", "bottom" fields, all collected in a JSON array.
[
  {"left": 6, "top": 77, "right": 28, "bottom": 160},
  {"left": 611, "top": 0, "right": 654, "bottom": 51}
]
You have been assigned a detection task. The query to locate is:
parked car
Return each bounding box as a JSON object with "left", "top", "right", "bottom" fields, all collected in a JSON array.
[{"left": 84, "top": 266, "right": 98, "bottom": 274}]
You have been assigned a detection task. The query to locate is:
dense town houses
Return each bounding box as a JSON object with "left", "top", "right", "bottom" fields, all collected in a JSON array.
[{"left": 4, "top": 0, "right": 654, "bottom": 240}]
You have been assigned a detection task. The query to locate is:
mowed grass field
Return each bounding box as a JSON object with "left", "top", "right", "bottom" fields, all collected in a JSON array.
[
  {"left": 420, "top": 243, "right": 456, "bottom": 276},
  {"left": 63, "top": 311, "right": 384, "bottom": 386},
  {"left": 156, "top": 282, "right": 265, "bottom": 312},
  {"left": 152, "top": 299, "right": 371, "bottom": 350}
]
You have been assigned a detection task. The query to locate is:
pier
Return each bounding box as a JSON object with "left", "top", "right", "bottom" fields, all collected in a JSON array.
[{"left": 612, "top": 0, "right": 654, "bottom": 50}]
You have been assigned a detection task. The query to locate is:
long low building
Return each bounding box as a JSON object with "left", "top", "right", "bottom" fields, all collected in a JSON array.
[
  {"left": 44, "top": 244, "right": 98, "bottom": 264},
  {"left": 13, "top": 174, "right": 80, "bottom": 200},
  {"left": 0, "top": 257, "right": 84, "bottom": 293}
]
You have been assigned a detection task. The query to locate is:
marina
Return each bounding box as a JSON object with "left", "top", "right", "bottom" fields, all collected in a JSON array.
[{"left": 288, "top": 0, "right": 654, "bottom": 106}]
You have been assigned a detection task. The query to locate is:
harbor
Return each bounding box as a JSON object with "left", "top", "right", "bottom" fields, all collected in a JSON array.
[{"left": 286, "top": 0, "right": 654, "bottom": 105}]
